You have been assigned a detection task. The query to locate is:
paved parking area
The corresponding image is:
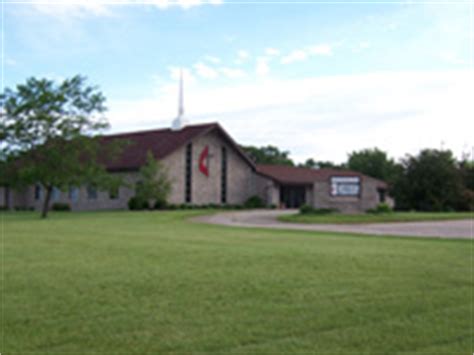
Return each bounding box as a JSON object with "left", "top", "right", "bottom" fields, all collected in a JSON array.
[{"left": 195, "top": 210, "right": 472, "bottom": 239}]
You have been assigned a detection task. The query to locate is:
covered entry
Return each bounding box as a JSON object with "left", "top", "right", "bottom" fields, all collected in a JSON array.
[{"left": 280, "top": 185, "right": 308, "bottom": 208}]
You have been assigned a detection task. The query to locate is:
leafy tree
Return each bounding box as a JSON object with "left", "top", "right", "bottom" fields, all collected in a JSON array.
[
  {"left": 241, "top": 145, "right": 294, "bottom": 166},
  {"left": 347, "top": 148, "right": 400, "bottom": 183},
  {"left": 135, "top": 151, "right": 171, "bottom": 209},
  {"left": 298, "top": 158, "right": 344, "bottom": 169},
  {"left": 392, "top": 149, "right": 464, "bottom": 211},
  {"left": 0, "top": 75, "right": 120, "bottom": 218}
]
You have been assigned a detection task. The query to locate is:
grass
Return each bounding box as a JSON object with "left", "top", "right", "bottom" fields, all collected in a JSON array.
[
  {"left": 279, "top": 211, "right": 473, "bottom": 224},
  {"left": 1, "top": 210, "right": 472, "bottom": 354}
]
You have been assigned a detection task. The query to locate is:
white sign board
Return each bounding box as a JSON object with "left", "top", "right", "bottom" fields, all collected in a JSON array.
[{"left": 331, "top": 176, "right": 361, "bottom": 196}]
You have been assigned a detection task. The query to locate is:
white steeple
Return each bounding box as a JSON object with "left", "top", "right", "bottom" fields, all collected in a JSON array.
[{"left": 171, "top": 69, "right": 189, "bottom": 131}]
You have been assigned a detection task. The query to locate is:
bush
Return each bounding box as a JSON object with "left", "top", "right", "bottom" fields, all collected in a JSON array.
[
  {"left": 367, "top": 203, "right": 393, "bottom": 214},
  {"left": 153, "top": 199, "right": 168, "bottom": 210},
  {"left": 299, "top": 205, "right": 336, "bottom": 215},
  {"left": 52, "top": 203, "right": 71, "bottom": 211},
  {"left": 14, "top": 206, "right": 35, "bottom": 211},
  {"left": 244, "top": 196, "right": 265, "bottom": 209},
  {"left": 128, "top": 197, "right": 148, "bottom": 210}
]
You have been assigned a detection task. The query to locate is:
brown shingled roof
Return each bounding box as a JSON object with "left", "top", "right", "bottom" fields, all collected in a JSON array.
[
  {"left": 101, "top": 122, "right": 255, "bottom": 172},
  {"left": 256, "top": 164, "right": 387, "bottom": 188}
]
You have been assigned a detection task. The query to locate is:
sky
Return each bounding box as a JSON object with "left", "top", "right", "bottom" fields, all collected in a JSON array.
[{"left": 2, "top": 0, "right": 473, "bottom": 163}]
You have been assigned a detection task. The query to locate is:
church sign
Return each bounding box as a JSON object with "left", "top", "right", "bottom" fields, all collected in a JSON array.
[{"left": 330, "top": 176, "right": 361, "bottom": 196}]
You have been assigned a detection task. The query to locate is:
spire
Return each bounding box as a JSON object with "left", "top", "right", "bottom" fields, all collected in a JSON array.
[
  {"left": 172, "top": 69, "right": 189, "bottom": 131},
  {"left": 178, "top": 69, "right": 184, "bottom": 117}
]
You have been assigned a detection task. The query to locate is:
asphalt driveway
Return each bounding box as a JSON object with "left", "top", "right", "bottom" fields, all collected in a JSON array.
[{"left": 195, "top": 210, "right": 472, "bottom": 239}]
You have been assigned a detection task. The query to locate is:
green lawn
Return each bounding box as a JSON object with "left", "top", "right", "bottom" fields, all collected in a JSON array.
[
  {"left": 279, "top": 211, "right": 473, "bottom": 224},
  {"left": 2, "top": 211, "right": 472, "bottom": 354}
]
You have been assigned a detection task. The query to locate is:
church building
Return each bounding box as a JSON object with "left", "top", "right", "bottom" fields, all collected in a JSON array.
[{"left": 0, "top": 73, "right": 391, "bottom": 213}]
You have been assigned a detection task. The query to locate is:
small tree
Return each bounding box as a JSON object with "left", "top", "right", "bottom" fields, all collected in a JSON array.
[
  {"left": 136, "top": 151, "right": 171, "bottom": 209},
  {"left": 241, "top": 145, "right": 295, "bottom": 166},
  {"left": 1, "top": 75, "right": 121, "bottom": 218},
  {"left": 348, "top": 148, "right": 400, "bottom": 183}
]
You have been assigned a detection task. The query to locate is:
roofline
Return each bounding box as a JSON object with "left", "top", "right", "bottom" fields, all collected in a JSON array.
[
  {"left": 102, "top": 122, "right": 256, "bottom": 171},
  {"left": 101, "top": 122, "right": 218, "bottom": 139}
]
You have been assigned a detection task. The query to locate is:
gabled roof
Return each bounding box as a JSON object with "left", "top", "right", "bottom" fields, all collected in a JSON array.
[
  {"left": 101, "top": 122, "right": 255, "bottom": 172},
  {"left": 256, "top": 164, "right": 387, "bottom": 188}
]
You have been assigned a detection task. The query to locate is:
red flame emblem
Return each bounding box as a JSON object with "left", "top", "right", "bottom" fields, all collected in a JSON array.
[{"left": 199, "top": 146, "right": 209, "bottom": 177}]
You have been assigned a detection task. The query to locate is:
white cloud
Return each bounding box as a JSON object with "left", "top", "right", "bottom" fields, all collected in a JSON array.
[
  {"left": 439, "top": 52, "right": 467, "bottom": 65},
  {"left": 265, "top": 48, "right": 280, "bottom": 56},
  {"left": 22, "top": 0, "right": 223, "bottom": 18},
  {"left": 219, "top": 67, "right": 247, "bottom": 79},
  {"left": 193, "top": 62, "right": 219, "bottom": 79},
  {"left": 150, "top": 0, "right": 223, "bottom": 10},
  {"left": 168, "top": 66, "right": 196, "bottom": 84},
  {"left": 5, "top": 58, "right": 17, "bottom": 66},
  {"left": 204, "top": 55, "right": 221, "bottom": 64},
  {"left": 108, "top": 70, "right": 474, "bottom": 163},
  {"left": 281, "top": 50, "right": 307, "bottom": 64},
  {"left": 235, "top": 50, "right": 250, "bottom": 64},
  {"left": 255, "top": 57, "right": 270, "bottom": 76},
  {"left": 307, "top": 44, "right": 333, "bottom": 56}
]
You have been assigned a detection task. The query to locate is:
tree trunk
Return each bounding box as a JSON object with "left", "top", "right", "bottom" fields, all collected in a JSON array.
[{"left": 41, "top": 186, "right": 53, "bottom": 219}]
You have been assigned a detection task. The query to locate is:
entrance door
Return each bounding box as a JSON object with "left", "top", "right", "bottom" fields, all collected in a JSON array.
[{"left": 280, "top": 185, "right": 307, "bottom": 208}]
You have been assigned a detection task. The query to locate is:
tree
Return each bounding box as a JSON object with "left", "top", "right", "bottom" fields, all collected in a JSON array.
[
  {"left": 347, "top": 148, "right": 400, "bottom": 183},
  {"left": 241, "top": 145, "right": 294, "bottom": 166},
  {"left": 392, "top": 149, "right": 464, "bottom": 211},
  {"left": 0, "top": 75, "right": 120, "bottom": 218},
  {"left": 135, "top": 151, "right": 171, "bottom": 209},
  {"left": 298, "top": 158, "right": 344, "bottom": 169}
]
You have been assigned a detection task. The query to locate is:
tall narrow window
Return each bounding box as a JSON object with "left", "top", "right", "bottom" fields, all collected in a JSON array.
[
  {"left": 51, "top": 187, "right": 60, "bottom": 201},
  {"left": 34, "top": 184, "right": 42, "bottom": 200},
  {"left": 221, "top": 146, "right": 227, "bottom": 204},
  {"left": 87, "top": 185, "right": 98, "bottom": 200},
  {"left": 185, "top": 143, "right": 192, "bottom": 203},
  {"left": 69, "top": 187, "right": 79, "bottom": 203}
]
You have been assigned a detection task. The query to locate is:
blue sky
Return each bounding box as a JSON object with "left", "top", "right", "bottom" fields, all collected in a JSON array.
[{"left": 2, "top": 0, "right": 473, "bottom": 163}]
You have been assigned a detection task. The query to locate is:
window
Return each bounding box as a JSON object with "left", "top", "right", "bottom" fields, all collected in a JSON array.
[
  {"left": 330, "top": 176, "right": 361, "bottom": 197},
  {"left": 378, "top": 188, "right": 386, "bottom": 203},
  {"left": 221, "top": 146, "right": 227, "bottom": 204},
  {"left": 87, "top": 185, "right": 98, "bottom": 200},
  {"left": 109, "top": 186, "right": 119, "bottom": 200},
  {"left": 185, "top": 143, "right": 192, "bottom": 203},
  {"left": 69, "top": 187, "right": 79, "bottom": 202},
  {"left": 51, "top": 187, "right": 60, "bottom": 201},
  {"left": 34, "top": 184, "right": 42, "bottom": 200}
]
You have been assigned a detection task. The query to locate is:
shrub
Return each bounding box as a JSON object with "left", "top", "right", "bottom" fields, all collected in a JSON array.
[
  {"left": 128, "top": 197, "right": 148, "bottom": 210},
  {"left": 153, "top": 199, "right": 167, "bottom": 210},
  {"left": 14, "top": 206, "right": 34, "bottom": 211},
  {"left": 367, "top": 203, "right": 393, "bottom": 214},
  {"left": 300, "top": 205, "right": 336, "bottom": 215},
  {"left": 52, "top": 203, "right": 71, "bottom": 211},
  {"left": 244, "top": 196, "right": 265, "bottom": 209},
  {"left": 299, "top": 204, "right": 314, "bottom": 214}
]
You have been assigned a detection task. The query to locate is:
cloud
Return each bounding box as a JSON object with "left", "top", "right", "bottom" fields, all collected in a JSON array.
[
  {"left": 193, "top": 62, "right": 219, "bottom": 79},
  {"left": 20, "top": 0, "right": 223, "bottom": 18},
  {"left": 219, "top": 67, "right": 247, "bottom": 79},
  {"left": 265, "top": 48, "right": 280, "bottom": 56},
  {"left": 255, "top": 57, "right": 270, "bottom": 76},
  {"left": 308, "top": 44, "right": 333, "bottom": 56},
  {"left": 281, "top": 50, "right": 307, "bottom": 64},
  {"left": 150, "top": 0, "right": 224, "bottom": 10},
  {"left": 280, "top": 44, "right": 332, "bottom": 64},
  {"left": 204, "top": 55, "right": 221, "bottom": 64},
  {"left": 235, "top": 50, "right": 250, "bottom": 64},
  {"left": 108, "top": 70, "right": 473, "bottom": 163}
]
